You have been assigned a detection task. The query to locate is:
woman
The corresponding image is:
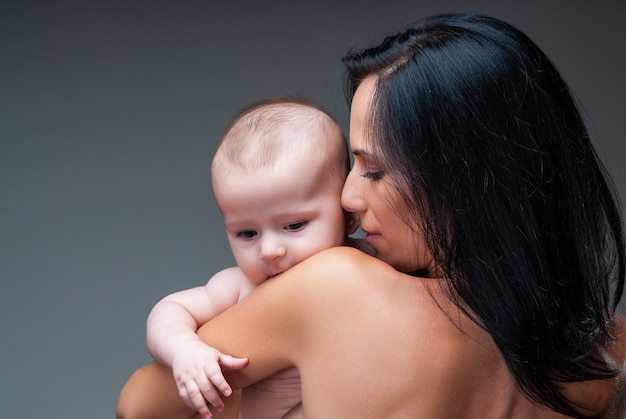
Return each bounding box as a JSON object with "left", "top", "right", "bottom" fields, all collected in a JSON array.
[{"left": 117, "top": 13, "right": 626, "bottom": 418}]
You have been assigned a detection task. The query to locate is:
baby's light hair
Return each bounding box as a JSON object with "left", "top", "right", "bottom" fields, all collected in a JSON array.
[{"left": 212, "top": 97, "right": 348, "bottom": 191}]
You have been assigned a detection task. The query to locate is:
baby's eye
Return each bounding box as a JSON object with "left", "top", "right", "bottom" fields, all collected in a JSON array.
[
  {"left": 237, "top": 230, "right": 258, "bottom": 239},
  {"left": 285, "top": 221, "right": 308, "bottom": 232},
  {"left": 362, "top": 171, "right": 384, "bottom": 181}
]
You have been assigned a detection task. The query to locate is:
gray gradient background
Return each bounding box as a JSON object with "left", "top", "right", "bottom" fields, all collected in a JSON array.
[{"left": 1, "top": 1, "right": 625, "bottom": 418}]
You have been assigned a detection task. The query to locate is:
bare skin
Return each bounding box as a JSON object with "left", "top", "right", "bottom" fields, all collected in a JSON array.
[
  {"left": 144, "top": 100, "right": 355, "bottom": 418},
  {"left": 117, "top": 74, "right": 626, "bottom": 419},
  {"left": 117, "top": 247, "right": 626, "bottom": 418}
]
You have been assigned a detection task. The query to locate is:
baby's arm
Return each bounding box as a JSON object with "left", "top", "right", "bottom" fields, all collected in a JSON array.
[
  {"left": 118, "top": 247, "right": 367, "bottom": 419},
  {"left": 146, "top": 267, "right": 253, "bottom": 418}
]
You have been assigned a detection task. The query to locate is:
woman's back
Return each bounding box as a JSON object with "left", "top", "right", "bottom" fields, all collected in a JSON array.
[
  {"left": 117, "top": 246, "right": 626, "bottom": 418},
  {"left": 201, "top": 247, "right": 626, "bottom": 418},
  {"left": 292, "top": 249, "right": 533, "bottom": 417}
]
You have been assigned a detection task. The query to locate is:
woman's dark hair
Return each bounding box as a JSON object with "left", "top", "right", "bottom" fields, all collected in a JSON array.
[{"left": 343, "top": 13, "right": 624, "bottom": 417}]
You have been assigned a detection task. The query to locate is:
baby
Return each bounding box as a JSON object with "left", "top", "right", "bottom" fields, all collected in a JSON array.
[{"left": 146, "top": 98, "right": 363, "bottom": 418}]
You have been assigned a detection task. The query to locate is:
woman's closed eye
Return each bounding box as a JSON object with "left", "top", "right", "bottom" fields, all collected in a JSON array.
[{"left": 362, "top": 171, "right": 384, "bottom": 181}]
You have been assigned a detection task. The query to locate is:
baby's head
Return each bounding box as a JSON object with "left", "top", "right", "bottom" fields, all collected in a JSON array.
[{"left": 211, "top": 98, "right": 355, "bottom": 283}]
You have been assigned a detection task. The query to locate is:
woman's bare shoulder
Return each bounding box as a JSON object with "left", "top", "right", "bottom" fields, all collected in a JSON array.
[
  {"left": 298, "top": 245, "right": 392, "bottom": 275},
  {"left": 604, "top": 312, "right": 626, "bottom": 417},
  {"left": 557, "top": 312, "right": 626, "bottom": 418},
  {"left": 244, "top": 246, "right": 389, "bottom": 316},
  {"left": 282, "top": 246, "right": 398, "bottom": 292},
  {"left": 608, "top": 312, "right": 626, "bottom": 364}
]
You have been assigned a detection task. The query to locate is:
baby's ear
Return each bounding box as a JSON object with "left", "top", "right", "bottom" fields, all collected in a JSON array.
[{"left": 344, "top": 211, "right": 360, "bottom": 235}]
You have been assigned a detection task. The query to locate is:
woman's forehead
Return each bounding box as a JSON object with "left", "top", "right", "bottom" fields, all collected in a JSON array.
[{"left": 349, "top": 76, "right": 377, "bottom": 151}]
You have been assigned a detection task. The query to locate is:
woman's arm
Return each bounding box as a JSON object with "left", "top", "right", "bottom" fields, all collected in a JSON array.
[
  {"left": 117, "top": 247, "right": 358, "bottom": 419},
  {"left": 116, "top": 273, "right": 301, "bottom": 419},
  {"left": 193, "top": 261, "right": 312, "bottom": 388},
  {"left": 117, "top": 361, "right": 199, "bottom": 419},
  {"left": 196, "top": 246, "right": 377, "bottom": 388}
]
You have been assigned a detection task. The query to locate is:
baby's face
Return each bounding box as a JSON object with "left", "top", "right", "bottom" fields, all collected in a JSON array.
[{"left": 214, "top": 163, "right": 346, "bottom": 284}]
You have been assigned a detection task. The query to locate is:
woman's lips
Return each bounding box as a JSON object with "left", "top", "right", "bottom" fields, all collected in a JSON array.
[{"left": 364, "top": 232, "right": 380, "bottom": 246}]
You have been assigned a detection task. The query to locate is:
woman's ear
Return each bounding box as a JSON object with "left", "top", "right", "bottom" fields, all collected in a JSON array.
[{"left": 344, "top": 211, "right": 360, "bottom": 235}]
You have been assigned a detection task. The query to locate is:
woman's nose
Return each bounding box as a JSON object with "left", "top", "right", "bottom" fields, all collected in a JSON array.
[
  {"left": 341, "top": 169, "right": 365, "bottom": 213},
  {"left": 259, "top": 234, "right": 287, "bottom": 261}
]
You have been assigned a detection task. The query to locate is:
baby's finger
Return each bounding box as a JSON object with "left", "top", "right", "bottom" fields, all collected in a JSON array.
[
  {"left": 183, "top": 380, "right": 216, "bottom": 418},
  {"left": 204, "top": 363, "right": 232, "bottom": 398},
  {"left": 218, "top": 353, "right": 249, "bottom": 370},
  {"left": 192, "top": 373, "right": 225, "bottom": 412}
]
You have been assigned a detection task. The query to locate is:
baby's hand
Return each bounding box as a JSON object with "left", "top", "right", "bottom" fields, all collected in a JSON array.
[{"left": 171, "top": 341, "right": 248, "bottom": 419}]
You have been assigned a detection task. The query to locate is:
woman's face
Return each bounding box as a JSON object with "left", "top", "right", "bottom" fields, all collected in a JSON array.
[{"left": 342, "top": 75, "right": 434, "bottom": 274}]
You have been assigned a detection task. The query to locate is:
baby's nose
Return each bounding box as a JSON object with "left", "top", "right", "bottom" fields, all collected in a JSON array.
[{"left": 259, "top": 236, "right": 287, "bottom": 261}]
